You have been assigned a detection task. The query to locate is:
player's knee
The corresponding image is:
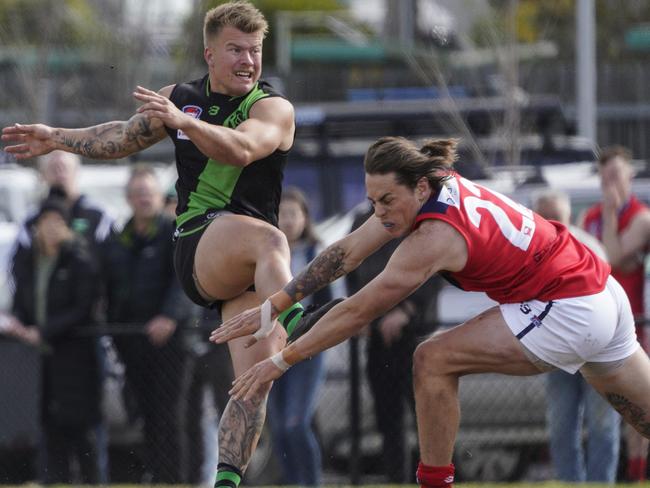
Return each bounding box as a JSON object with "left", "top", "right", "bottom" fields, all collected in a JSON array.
[
  {"left": 413, "top": 338, "right": 448, "bottom": 380},
  {"left": 261, "top": 225, "right": 290, "bottom": 255}
]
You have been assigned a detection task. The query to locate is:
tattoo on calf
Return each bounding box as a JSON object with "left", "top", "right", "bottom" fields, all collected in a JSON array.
[
  {"left": 285, "top": 245, "right": 346, "bottom": 302},
  {"left": 218, "top": 391, "right": 267, "bottom": 470},
  {"left": 606, "top": 393, "right": 650, "bottom": 436}
]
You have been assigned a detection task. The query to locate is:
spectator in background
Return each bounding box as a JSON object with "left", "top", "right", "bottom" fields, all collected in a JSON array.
[
  {"left": 533, "top": 190, "right": 620, "bottom": 483},
  {"left": 102, "top": 164, "right": 193, "bottom": 483},
  {"left": 266, "top": 187, "right": 332, "bottom": 486},
  {"left": 164, "top": 184, "right": 178, "bottom": 218},
  {"left": 15, "top": 151, "right": 114, "bottom": 256},
  {"left": 346, "top": 202, "right": 442, "bottom": 483},
  {"left": 31, "top": 150, "right": 115, "bottom": 481},
  {"left": 582, "top": 146, "right": 650, "bottom": 482},
  {"left": 4, "top": 197, "right": 103, "bottom": 484}
]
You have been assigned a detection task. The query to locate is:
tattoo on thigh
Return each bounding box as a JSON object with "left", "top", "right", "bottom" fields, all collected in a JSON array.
[
  {"left": 218, "top": 391, "right": 267, "bottom": 470},
  {"left": 606, "top": 393, "right": 650, "bottom": 437},
  {"left": 285, "top": 245, "right": 346, "bottom": 302}
]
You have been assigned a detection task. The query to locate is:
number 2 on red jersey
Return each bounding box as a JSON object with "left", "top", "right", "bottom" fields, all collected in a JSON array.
[{"left": 459, "top": 177, "right": 536, "bottom": 251}]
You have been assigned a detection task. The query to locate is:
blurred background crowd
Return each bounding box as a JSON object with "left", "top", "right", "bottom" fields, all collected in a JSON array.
[{"left": 0, "top": 0, "right": 649, "bottom": 485}]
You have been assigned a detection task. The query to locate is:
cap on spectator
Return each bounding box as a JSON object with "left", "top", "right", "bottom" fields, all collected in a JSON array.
[
  {"left": 47, "top": 185, "right": 69, "bottom": 200},
  {"left": 36, "top": 196, "right": 70, "bottom": 223}
]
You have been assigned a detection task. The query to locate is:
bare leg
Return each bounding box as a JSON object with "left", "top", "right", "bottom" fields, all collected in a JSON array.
[
  {"left": 413, "top": 307, "right": 540, "bottom": 465},
  {"left": 193, "top": 216, "right": 293, "bottom": 475},
  {"left": 217, "top": 292, "right": 287, "bottom": 472},
  {"left": 195, "top": 215, "right": 292, "bottom": 301},
  {"left": 586, "top": 348, "right": 650, "bottom": 438}
]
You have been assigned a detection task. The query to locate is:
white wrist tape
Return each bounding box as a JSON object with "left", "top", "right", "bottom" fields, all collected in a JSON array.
[
  {"left": 270, "top": 351, "right": 291, "bottom": 372},
  {"left": 253, "top": 299, "right": 274, "bottom": 341}
]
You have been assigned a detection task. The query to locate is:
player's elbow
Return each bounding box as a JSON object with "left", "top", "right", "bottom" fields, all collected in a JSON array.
[
  {"left": 233, "top": 149, "right": 255, "bottom": 168},
  {"left": 222, "top": 150, "right": 252, "bottom": 167}
]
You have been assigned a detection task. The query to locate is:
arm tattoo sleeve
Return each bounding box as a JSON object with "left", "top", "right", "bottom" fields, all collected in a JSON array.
[
  {"left": 54, "top": 115, "right": 163, "bottom": 159},
  {"left": 284, "top": 244, "right": 347, "bottom": 302}
]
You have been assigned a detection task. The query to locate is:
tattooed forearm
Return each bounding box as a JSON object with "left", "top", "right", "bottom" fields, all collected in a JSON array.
[
  {"left": 285, "top": 244, "right": 347, "bottom": 302},
  {"left": 54, "top": 115, "right": 164, "bottom": 159},
  {"left": 606, "top": 392, "right": 650, "bottom": 437},
  {"left": 218, "top": 389, "right": 269, "bottom": 470}
]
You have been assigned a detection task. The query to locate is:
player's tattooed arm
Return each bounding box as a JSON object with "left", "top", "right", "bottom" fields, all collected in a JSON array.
[
  {"left": 283, "top": 244, "right": 347, "bottom": 303},
  {"left": 54, "top": 114, "right": 166, "bottom": 159}
]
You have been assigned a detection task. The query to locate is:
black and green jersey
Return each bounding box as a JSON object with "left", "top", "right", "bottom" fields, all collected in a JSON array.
[{"left": 166, "top": 75, "right": 291, "bottom": 232}]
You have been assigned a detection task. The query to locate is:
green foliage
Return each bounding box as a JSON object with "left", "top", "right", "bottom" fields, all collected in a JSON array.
[
  {"left": 0, "top": 0, "right": 101, "bottom": 47},
  {"left": 471, "top": 0, "right": 650, "bottom": 61}
]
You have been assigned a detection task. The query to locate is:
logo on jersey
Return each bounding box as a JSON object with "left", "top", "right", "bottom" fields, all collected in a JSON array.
[
  {"left": 437, "top": 178, "right": 460, "bottom": 209},
  {"left": 177, "top": 105, "right": 203, "bottom": 140},
  {"left": 208, "top": 105, "right": 220, "bottom": 116}
]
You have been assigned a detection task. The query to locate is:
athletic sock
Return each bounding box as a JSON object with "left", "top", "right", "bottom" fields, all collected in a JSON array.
[
  {"left": 416, "top": 461, "right": 455, "bottom": 488},
  {"left": 277, "top": 302, "right": 304, "bottom": 335},
  {"left": 215, "top": 463, "right": 243, "bottom": 488},
  {"left": 627, "top": 456, "right": 647, "bottom": 481}
]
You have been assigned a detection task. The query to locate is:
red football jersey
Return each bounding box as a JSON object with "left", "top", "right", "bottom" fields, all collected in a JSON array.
[
  {"left": 583, "top": 195, "right": 648, "bottom": 317},
  {"left": 414, "top": 174, "right": 610, "bottom": 303}
]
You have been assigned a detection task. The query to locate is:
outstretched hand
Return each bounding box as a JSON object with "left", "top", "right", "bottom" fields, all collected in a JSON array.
[
  {"left": 210, "top": 305, "right": 265, "bottom": 348},
  {"left": 133, "top": 86, "right": 189, "bottom": 130},
  {"left": 229, "top": 357, "right": 285, "bottom": 401},
  {"left": 1, "top": 123, "right": 56, "bottom": 159}
]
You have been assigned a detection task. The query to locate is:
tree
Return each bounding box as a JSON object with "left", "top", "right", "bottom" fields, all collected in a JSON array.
[{"left": 473, "top": 0, "right": 650, "bottom": 61}]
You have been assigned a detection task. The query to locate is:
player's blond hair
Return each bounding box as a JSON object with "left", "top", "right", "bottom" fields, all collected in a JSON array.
[{"left": 203, "top": 1, "right": 268, "bottom": 46}]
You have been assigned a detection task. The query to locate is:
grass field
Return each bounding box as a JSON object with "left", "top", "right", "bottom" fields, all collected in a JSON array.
[
  {"left": 457, "top": 484, "right": 650, "bottom": 488},
  {"left": 364, "top": 484, "right": 648, "bottom": 488},
  {"left": 343, "top": 484, "right": 650, "bottom": 488},
  {"left": 8, "top": 484, "right": 650, "bottom": 488}
]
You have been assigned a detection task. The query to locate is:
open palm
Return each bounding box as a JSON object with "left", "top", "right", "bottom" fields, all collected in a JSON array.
[{"left": 2, "top": 123, "right": 56, "bottom": 159}]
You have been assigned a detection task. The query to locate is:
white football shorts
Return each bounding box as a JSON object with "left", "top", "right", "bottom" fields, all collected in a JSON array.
[{"left": 500, "top": 276, "right": 639, "bottom": 374}]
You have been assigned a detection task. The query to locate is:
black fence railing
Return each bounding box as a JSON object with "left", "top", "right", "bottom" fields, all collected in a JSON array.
[{"left": 0, "top": 320, "right": 642, "bottom": 484}]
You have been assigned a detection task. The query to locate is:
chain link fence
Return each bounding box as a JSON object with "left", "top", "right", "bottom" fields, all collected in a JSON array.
[{"left": 0, "top": 315, "right": 633, "bottom": 485}]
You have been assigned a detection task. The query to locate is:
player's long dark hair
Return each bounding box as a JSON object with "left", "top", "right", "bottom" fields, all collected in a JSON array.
[{"left": 364, "top": 136, "right": 458, "bottom": 191}]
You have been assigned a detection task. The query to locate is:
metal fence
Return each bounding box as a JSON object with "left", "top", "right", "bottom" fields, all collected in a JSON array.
[{"left": 0, "top": 318, "right": 632, "bottom": 485}]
